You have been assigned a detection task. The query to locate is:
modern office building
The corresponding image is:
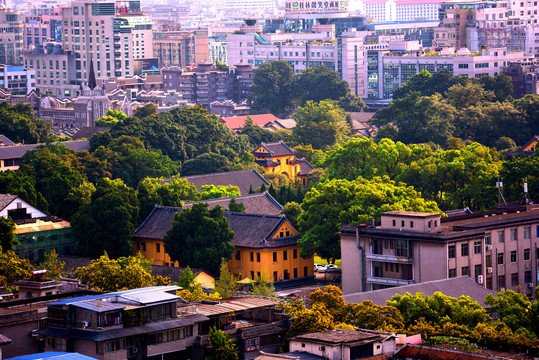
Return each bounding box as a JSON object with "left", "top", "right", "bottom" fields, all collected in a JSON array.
[
  {"left": 0, "top": 65, "right": 35, "bottom": 96},
  {"left": 0, "top": 8, "right": 23, "bottom": 65},
  {"left": 502, "top": 59, "right": 539, "bottom": 98},
  {"left": 22, "top": 42, "right": 79, "bottom": 98},
  {"left": 62, "top": 0, "right": 152, "bottom": 83},
  {"left": 153, "top": 29, "right": 209, "bottom": 68},
  {"left": 341, "top": 204, "right": 539, "bottom": 297},
  {"left": 359, "top": 0, "right": 442, "bottom": 22}
]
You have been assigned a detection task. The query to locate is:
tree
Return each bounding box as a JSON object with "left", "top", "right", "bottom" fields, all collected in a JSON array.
[
  {"left": 39, "top": 249, "right": 65, "bottom": 280},
  {"left": 343, "top": 301, "right": 405, "bottom": 331},
  {"left": 0, "top": 102, "right": 52, "bottom": 143},
  {"left": 309, "top": 285, "right": 347, "bottom": 323},
  {"left": 163, "top": 204, "right": 234, "bottom": 275},
  {"left": 133, "top": 103, "right": 158, "bottom": 119},
  {"left": 228, "top": 198, "right": 245, "bottom": 213},
  {"left": 338, "top": 92, "right": 367, "bottom": 112},
  {"left": 214, "top": 258, "right": 237, "bottom": 298},
  {"left": 177, "top": 265, "right": 197, "bottom": 291},
  {"left": 74, "top": 252, "right": 170, "bottom": 292},
  {"left": 199, "top": 185, "right": 241, "bottom": 200},
  {"left": 239, "top": 117, "right": 279, "bottom": 146},
  {"left": 0, "top": 171, "right": 48, "bottom": 212},
  {"left": 0, "top": 246, "right": 33, "bottom": 284},
  {"left": 283, "top": 300, "right": 335, "bottom": 338},
  {"left": 294, "top": 65, "right": 350, "bottom": 106},
  {"left": 292, "top": 100, "right": 350, "bottom": 150},
  {"left": 485, "top": 289, "right": 539, "bottom": 335},
  {"left": 494, "top": 137, "right": 517, "bottom": 151},
  {"left": 248, "top": 60, "right": 294, "bottom": 114},
  {"left": 72, "top": 178, "right": 139, "bottom": 258},
  {"left": 476, "top": 73, "right": 513, "bottom": 102},
  {"left": 137, "top": 176, "right": 197, "bottom": 221},
  {"left": 0, "top": 217, "right": 17, "bottom": 251},
  {"left": 208, "top": 327, "right": 238, "bottom": 360},
  {"left": 181, "top": 153, "right": 230, "bottom": 176},
  {"left": 252, "top": 269, "right": 275, "bottom": 296},
  {"left": 94, "top": 109, "right": 127, "bottom": 127},
  {"left": 280, "top": 202, "right": 302, "bottom": 228},
  {"left": 513, "top": 94, "right": 539, "bottom": 136},
  {"left": 373, "top": 92, "right": 456, "bottom": 145},
  {"left": 298, "top": 176, "right": 440, "bottom": 261}
]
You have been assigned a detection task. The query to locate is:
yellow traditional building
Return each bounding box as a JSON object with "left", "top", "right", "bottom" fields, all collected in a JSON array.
[
  {"left": 132, "top": 204, "right": 314, "bottom": 284},
  {"left": 507, "top": 135, "right": 538, "bottom": 157},
  {"left": 252, "top": 141, "right": 314, "bottom": 186}
]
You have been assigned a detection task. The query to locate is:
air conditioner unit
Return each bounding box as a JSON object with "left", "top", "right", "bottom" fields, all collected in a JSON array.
[
  {"left": 487, "top": 267, "right": 493, "bottom": 273},
  {"left": 486, "top": 245, "right": 492, "bottom": 251},
  {"left": 81, "top": 321, "right": 89, "bottom": 328},
  {"left": 477, "top": 275, "right": 484, "bottom": 284},
  {"left": 528, "top": 283, "right": 534, "bottom": 288}
]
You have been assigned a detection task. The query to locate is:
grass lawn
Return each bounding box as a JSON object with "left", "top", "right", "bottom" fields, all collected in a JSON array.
[{"left": 314, "top": 255, "right": 341, "bottom": 268}]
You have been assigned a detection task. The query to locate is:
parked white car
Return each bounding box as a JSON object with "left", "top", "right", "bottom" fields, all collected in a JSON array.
[{"left": 317, "top": 264, "right": 339, "bottom": 273}]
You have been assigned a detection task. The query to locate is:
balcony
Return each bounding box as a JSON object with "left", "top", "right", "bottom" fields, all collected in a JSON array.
[
  {"left": 366, "top": 276, "right": 415, "bottom": 286},
  {"left": 366, "top": 253, "right": 413, "bottom": 264}
]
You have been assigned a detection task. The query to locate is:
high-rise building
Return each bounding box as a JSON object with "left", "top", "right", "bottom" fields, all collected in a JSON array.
[
  {"left": 153, "top": 29, "right": 209, "bottom": 68},
  {"left": 0, "top": 9, "right": 23, "bottom": 65},
  {"left": 62, "top": 0, "right": 152, "bottom": 83}
]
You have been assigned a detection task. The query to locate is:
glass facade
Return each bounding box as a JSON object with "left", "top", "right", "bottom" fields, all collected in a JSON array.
[
  {"left": 400, "top": 63, "right": 417, "bottom": 84},
  {"left": 383, "top": 63, "right": 399, "bottom": 99},
  {"left": 367, "top": 51, "right": 379, "bottom": 99},
  {"left": 419, "top": 63, "right": 435, "bottom": 73}
]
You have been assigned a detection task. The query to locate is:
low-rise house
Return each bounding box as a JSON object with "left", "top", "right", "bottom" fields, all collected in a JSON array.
[
  {"left": 252, "top": 142, "right": 314, "bottom": 186},
  {"left": 289, "top": 329, "right": 396, "bottom": 359},
  {"left": 132, "top": 207, "right": 314, "bottom": 286},
  {"left": 13, "top": 270, "right": 62, "bottom": 299},
  {"left": 341, "top": 204, "right": 539, "bottom": 295},
  {"left": 37, "top": 286, "right": 208, "bottom": 359},
  {"left": 0, "top": 140, "right": 90, "bottom": 171},
  {"left": 506, "top": 135, "right": 538, "bottom": 158}
]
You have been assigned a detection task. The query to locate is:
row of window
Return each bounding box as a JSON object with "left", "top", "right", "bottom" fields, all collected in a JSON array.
[
  {"left": 238, "top": 249, "right": 298, "bottom": 262},
  {"left": 449, "top": 242, "right": 535, "bottom": 260},
  {"left": 249, "top": 266, "right": 308, "bottom": 281}
]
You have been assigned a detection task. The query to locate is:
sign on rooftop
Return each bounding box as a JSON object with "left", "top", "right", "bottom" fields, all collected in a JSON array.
[{"left": 285, "top": 0, "right": 347, "bottom": 14}]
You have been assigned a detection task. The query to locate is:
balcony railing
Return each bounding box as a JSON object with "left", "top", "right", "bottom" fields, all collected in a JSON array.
[
  {"left": 366, "top": 253, "right": 413, "bottom": 264},
  {"left": 366, "top": 276, "right": 414, "bottom": 286}
]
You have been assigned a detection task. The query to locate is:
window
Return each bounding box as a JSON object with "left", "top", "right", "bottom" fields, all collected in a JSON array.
[
  {"left": 510, "top": 250, "right": 517, "bottom": 263},
  {"left": 246, "top": 338, "right": 260, "bottom": 352},
  {"left": 462, "top": 266, "right": 470, "bottom": 276},
  {"left": 283, "top": 250, "right": 287, "bottom": 260},
  {"left": 524, "top": 248, "right": 530, "bottom": 261},
  {"left": 524, "top": 271, "right": 532, "bottom": 284},
  {"left": 273, "top": 252, "right": 277, "bottom": 262},
  {"left": 497, "top": 252, "right": 504, "bottom": 265},
  {"left": 497, "top": 230, "right": 505, "bottom": 243},
  {"left": 401, "top": 220, "right": 405, "bottom": 227},
  {"left": 410, "top": 221, "right": 414, "bottom": 228},
  {"left": 156, "top": 243, "right": 160, "bottom": 253},
  {"left": 304, "top": 266, "right": 308, "bottom": 277},
  {"left": 485, "top": 234, "right": 491, "bottom": 245},
  {"left": 449, "top": 268, "right": 457, "bottom": 278},
  {"left": 461, "top": 243, "right": 469, "bottom": 257},
  {"left": 293, "top": 249, "right": 298, "bottom": 259},
  {"left": 235, "top": 251, "right": 241, "bottom": 261},
  {"left": 273, "top": 271, "right": 278, "bottom": 281},
  {"left": 510, "top": 229, "right": 517, "bottom": 241},
  {"left": 250, "top": 252, "right": 254, "bottom": 262},
  {"left": 458, "top": 63, "right": 469, "bottom": 68},
  {"left": 511, "top": 273, "right": 519, "bottom": 286},
  {"left": 294, "top": 268, "right": 298, "bottom": 278},
  {"left": 392, "top": 219, "right": 396, "bottom": 226},
  {"left": 498, "top": 275, "right": 506, "bottom": 289},
  {"left": 141, "top": 242, "right": 146, "bottom": 252},
  {"left": 524, "top": 226, "right": 530, "bottom": 239},
  {"left": 474, "top": 241, "right": 482, "bottom": 254},
  {"left": 475, "top": 264, "right": 482, "bottom": 277},
  {"left": 448, "top": 245, "right": 456, "bottom": 258}
]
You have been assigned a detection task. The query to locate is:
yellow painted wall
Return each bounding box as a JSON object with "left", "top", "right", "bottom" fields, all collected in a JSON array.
[
  {"left": 253, "top": 147, "right": 302, "bottom": 181},
  {"left": 132, "top": 238, "right": 314, "bottom": 282},
  {"left": 194, "top": 272, "right": 215, "bottom": 289},
  {"left": 272, "top": 223, "right": 299, "bottom": 238},
  {"left": 522, "top": 139, "right": 537, "bottom": 152},
  {"left": 228, "top": 246, "right": 314, "bottom": 281}
]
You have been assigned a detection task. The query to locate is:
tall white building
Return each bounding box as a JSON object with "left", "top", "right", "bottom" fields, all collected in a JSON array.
[
  {"left": 360, "top": 0, "right": 442, "bottom": 21},
  {"left": 62, "top": 0, "right": 152, "bottom": 82}
]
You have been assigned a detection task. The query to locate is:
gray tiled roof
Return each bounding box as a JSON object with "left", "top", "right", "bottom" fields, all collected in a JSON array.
[
  {"left": 0, "top": 140, "right": 90, "bottom": 160},
  {"left": 255, "top": 141, "right": 298, "bottom": 157},
  {"left": 134, "top": 205, "right": 299, "bottom": 249},
  {"left": 183, "top": 192, "right": 283, "bottom": 215},
  {"left": 177, "top": 169, "right": 270, "bottom": 195},
  {"left": 342, "top": 276, "right": 496, "bottom": 307},
  {"left": 0, "top": 135, "right": 14, "bottom": 145},
  {"left": 0, "top": 194, "right": 17, "bottom": 211}
]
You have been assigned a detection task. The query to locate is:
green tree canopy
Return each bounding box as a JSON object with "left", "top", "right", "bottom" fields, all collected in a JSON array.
[
  {"left": 248, "top": 60, "right": 295, "bottom": 114},
  {"left": 181, "top": 153, "right": 230, "bottom": 176},
  {"left": 208, "top": 327, "right": 238, "bottom": 360},
  {"left": 39, "top": 249, "right": 66, "bottom": 280},
  {"left": 215, "top": 258, "right": 237, "bottom": 298},
  {"left": 0, "top": 245, "right": 33, "bottom": 284},
  {"left": 0, "top": 217, "right": 17, "bottom": 251},
  {"left": 298, "top": 176, "right": 440, "bottom": 261},
  {"left": 294, "top": 65, "right": 350, "bottom": 106},
  {"left": 137, "top": 176, "right": 197, "bottom": 220},
  {"left": 0, "top": 102, "right": 52, "bottom": 143},
  {"left": 199, "top": 185, "right": 241, "bottom": 200},
  {"left": 163, "top": 203, "right": 234, "bottom": 276},
  {"left": 72, "top": 178, "right": 139, "bottom": 258},
  {"left": 74, "top": 252, "right": 170, "bottom": 292},
  {"left": 94, "top": 109, "right": 127, "bottom": 127},
  {"left": 292, "top": 100, "right": 351, "bottom": 150}
]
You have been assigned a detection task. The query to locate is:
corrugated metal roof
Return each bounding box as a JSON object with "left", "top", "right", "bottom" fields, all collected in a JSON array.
[
  {"left": 195, "top": 297, "right": 277, "bottom": 316},
  {"left": 6, "top": 351, "right": 98, "bottom": 359},
  {"left": 72, "top": 300, "right": 125, "bottom": 313},
  {"left": 117, "top": 291, "right": 179, "bottom": 305}
]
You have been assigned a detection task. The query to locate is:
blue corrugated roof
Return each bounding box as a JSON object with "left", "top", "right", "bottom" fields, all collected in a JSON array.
[
  {"left": 46, "top": 294, "right": 109, "bottom": 306},
  {"left": 7, "top": 352, "right": 98, "bottom": 360}
]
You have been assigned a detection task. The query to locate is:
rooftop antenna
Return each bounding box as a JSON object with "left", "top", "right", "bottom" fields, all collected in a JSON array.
[
  {"left": 496, "top": 178, "right": 506, "bottom": 205},
  {"left": 524, "top": 178, "right": 533, "bottom": 205}
]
